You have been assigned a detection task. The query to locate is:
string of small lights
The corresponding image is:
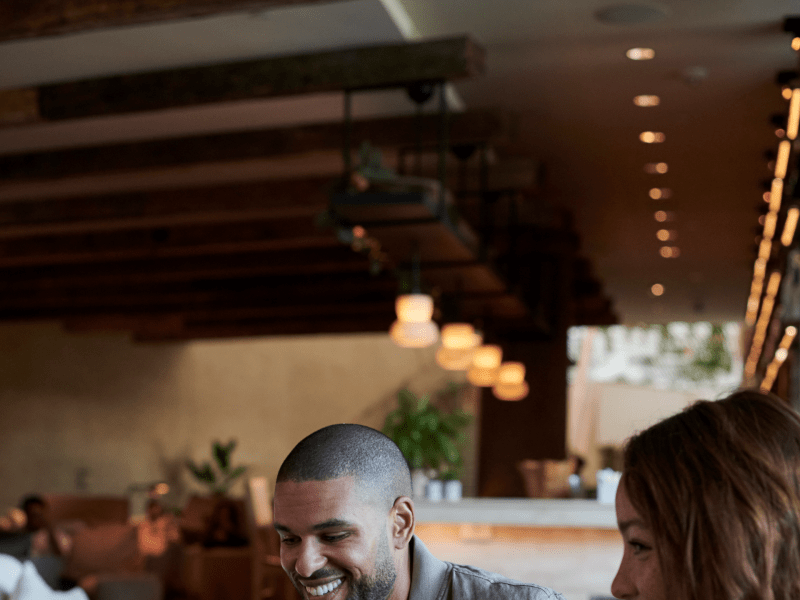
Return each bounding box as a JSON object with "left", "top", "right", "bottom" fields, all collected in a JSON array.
[{"left": 743, "top": 21, "right": 800, "bottom": 388}]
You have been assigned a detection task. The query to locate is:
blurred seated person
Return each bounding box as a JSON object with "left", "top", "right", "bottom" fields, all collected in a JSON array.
[
  {"left": 137, "top": 499, "right": 179, "bottom": 559},
  {"left": 611, "top": 389, "right": 800, "bottom": 600},
  {"left": 21, "top": 495, "right": 72, "bottom": 558},
  {"left": 202, "top": 499, "right": 247, "bottom": 548}
]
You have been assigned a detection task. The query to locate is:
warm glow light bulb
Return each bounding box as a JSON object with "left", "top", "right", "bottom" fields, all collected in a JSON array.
[
  {"left": 763, "top": 211, "right": 778, "bottom": 239},
  {"left": 639, "top": 131, "right": 665, "bottom": 143},
  {"left": 467, "top": 365, "right": 498, "bottom": 387},
  {"left": 626, "top": 48, "right": 655, "bottom": 60},
  {"left": 472, "top": 345, "right": 502, "bottom": 369},
  {"left": 769, "top": 178, "right": 784, "bottom": 212},
  {"left": 775, "top": 140, "right": 791, "bottom": 179},
  {"left": 656, "top": 229, "right": 671, "bottom": 242},
  {"left": 497, "top": 362, "right": 526, "bottom": 385},
  {"left": 395, "top": 294, "right": 434, "bottom": 323},
  {"left": 654, "top": 211, "right": 668, "bottom": 222},
  {"left": 440, "top": 323, "right": 480, "bottom": 350},
  {"left": 651, "top": 283, "right": 664, "bottom": 296},
  {"left": 649, "top": 188, "right": 662, "bottom": 200},
  {"left": 782, "top": 207, "right": 799, "bottom": 246},
  {"left": 493, "top": 382, "right": 529, "bottom": 401},
  {"left": 793, "top": 37, "right": 800, "bottom": 51},
  {"left": 788, "top": 88, "right": 800, "bottom": 140},
  {"left": 634, "top": 95, "right": 660, "bottom": 107},
  {"left": 389, "top": 320, "right": 439, "bottom": 348},
  {"left": 659, "top": 246, "right": 672, "bottom": 258},
  {"left": 436, "top": 346, "right": 477, "bottom": 371}
]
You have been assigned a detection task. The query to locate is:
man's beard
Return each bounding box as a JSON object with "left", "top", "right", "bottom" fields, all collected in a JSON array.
[
  {"left": 289, "top": 530, "right": 397, "bottom": 600},
  {"left": 348, "top": 530, "right": 396, "bottom": 600}
]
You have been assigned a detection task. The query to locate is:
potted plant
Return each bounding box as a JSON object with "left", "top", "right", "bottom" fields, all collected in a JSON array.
[
  {"left": 184, "top": 439, "right": 249, "bottom": 545},
  {"left": 382, "top": 388, "right": 472, "bottom": 501},
  {"left": 186, "top": 439, "right": 247, "bottom": 496}
]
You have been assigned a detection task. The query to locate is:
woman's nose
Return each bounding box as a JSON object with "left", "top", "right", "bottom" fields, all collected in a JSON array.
[{"left": 611, "top": 557, "right": 635, "bottom": 599}]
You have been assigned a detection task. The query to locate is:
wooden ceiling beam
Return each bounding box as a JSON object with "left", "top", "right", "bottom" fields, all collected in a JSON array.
[
  {"left": 0, "top": 216, "right": 341, "bottom": 268},
  {"left": 0, "top": 110, "right": 508, "bottom": 183},
  {"left": 0, "top": 0, "right": 348, "bottom": 42},
  {"left": 16, "top": 36, "right": 483, "bottom": 122},
  {"left": 0, "top": 247, "right": 374, "bottom": 290},
  {"left": 0, "top": 177, "right": 332, "bottom": 237}
]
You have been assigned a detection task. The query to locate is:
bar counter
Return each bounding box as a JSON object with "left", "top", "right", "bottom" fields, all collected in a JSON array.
[
  {"left": 413, "top": 499, "right": 621, "bottom": 600},
  {"left": 414, "top": 498, "right": 617, "bottom": 529}
]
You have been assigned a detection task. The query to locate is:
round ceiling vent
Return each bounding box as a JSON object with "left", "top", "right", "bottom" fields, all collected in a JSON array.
[{"left": 595, "top": 3, "right": 670, "bottom": 25}]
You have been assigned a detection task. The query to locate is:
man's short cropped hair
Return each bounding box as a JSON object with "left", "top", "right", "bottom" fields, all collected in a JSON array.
[{"left": 277, "top": 424, "right": 412, "bottom": 508}]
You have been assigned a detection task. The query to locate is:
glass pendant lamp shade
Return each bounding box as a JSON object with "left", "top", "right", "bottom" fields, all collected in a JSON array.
[
  {"left": 472, "top": 345, "right": 502, "bottom": 369},
  {"left": 467, "top": 365, "right": 497, "bottom": 386},
  {"left": 395, "top": 294, "right": 434, "bottom": 323},
  {"left": 497, "top": 362, "right": 525, "bottom": 385},
  {"left": 389, "top": 320, "right": 439, "bottom": 348},
  {"left": 440, "top": 323, "right": 479, "bottom": 349},
  {"left": 436, "top": 346, "right": 476, "bottom": 371},
  {"left": 492, "top": 362, "right": 528, "bottom": 400},
  {"left": 493, "top": 381, "right": 529, "bottom": 401}
]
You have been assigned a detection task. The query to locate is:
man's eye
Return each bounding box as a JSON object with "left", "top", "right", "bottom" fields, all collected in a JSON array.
[
  {"left": 280, "top": 536, "right": 299, "bottom": 546},
  {"left": 323, "top": 533, "right": 349, "bottom": 543}
]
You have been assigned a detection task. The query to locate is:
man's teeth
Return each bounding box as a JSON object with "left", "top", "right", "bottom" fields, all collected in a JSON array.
[{"left": 306, "top": 579, "right": 342, "bottom": 596}]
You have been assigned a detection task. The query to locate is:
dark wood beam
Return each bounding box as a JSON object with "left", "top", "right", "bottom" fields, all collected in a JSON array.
[
  {"left": 0, "top": 0, "right": 348, "bottom": 43},
  {"left": 0, "top": 178, "right": 333, "bottom": 236},
  {"left": 0, "top": 216, "right": 340, "bottom": 267},
  {"left": 15, "top": 36, "right": 483, "bottom": 122},
  {"left": 0, "top": 110, "right": 508, "bottom": 183}
]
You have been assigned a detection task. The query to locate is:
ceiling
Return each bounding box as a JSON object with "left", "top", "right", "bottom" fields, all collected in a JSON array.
[{"left": 0, "top": 0, "right": 798, "bottom": 338}]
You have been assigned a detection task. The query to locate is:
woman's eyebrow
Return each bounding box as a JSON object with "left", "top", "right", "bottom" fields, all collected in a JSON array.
[{"left": 618, "top": 518, "right": 648, "bottom": 534}]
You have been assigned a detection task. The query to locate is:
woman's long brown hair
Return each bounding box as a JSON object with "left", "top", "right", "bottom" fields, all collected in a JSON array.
[{"left": 622, "top": 390, "right": 800, "bottom": 600}]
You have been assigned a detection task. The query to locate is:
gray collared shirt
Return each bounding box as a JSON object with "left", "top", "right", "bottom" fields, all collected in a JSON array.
[{"left": 408, "top": 535, "right": 565, "bottom": 600}]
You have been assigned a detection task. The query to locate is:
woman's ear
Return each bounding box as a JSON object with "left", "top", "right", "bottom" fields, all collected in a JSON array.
[{"left": 390, "top": 496, "right": 415, "bottom": 548}]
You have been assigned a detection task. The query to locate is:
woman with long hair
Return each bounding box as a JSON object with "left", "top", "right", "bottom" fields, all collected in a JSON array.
[{"left": 611, "top": 390, "right": 800, "bottom": 600}]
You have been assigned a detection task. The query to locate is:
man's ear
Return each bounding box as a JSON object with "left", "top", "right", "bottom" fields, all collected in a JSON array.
[{"left": 389, "top": 496, "right": 415, "bottom": 549}]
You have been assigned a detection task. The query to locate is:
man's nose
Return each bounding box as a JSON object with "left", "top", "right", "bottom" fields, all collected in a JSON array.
[{"left": 293, "top": 540, "right": 327, "bottom": 578}]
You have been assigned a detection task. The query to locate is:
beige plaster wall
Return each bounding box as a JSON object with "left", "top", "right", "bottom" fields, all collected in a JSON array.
[{"left": 0, "top": 322, "right": 474, "bottom": 512}]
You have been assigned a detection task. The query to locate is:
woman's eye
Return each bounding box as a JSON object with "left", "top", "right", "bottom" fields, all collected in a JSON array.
[{"left": 629, "top": 540, "right": 650, "bottom": 554}]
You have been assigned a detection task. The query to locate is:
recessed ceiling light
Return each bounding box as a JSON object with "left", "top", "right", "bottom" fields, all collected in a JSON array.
[
  {"left": 656, "top": 229, "right": 674, "bottom": 242},
  {"left": 634, "top": 95, "right": 660, "bottom": 107},
  {"left": 783, "top": 87, "right": 794, "bottom": 101},
  {"left": 626, "top": 47, "right": 655, "bottom": 60},
  {"left": 654, "top": 211, "right": 668, "bottom": 222},
  {"left": 645, "top": 162, "right": 668, "bottom": 174},
  {"left": 639, "top": 131, "right": 665, "bottom": 143},
  {"left": 651, "top": 283, "right": 665, "bottom": 296},
  {"left": 792, "top": 37, "right": 800, "bottom": 51},
  {"left": 649, "top": 187, "right": 671, "bottom": 200},
  {"left": 659, "top": 247, "right": 672, "bottom": 258}
]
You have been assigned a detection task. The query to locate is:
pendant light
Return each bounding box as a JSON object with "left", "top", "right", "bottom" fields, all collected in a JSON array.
[
  {"left": 493, "top": 361, "right": 529, "bottom": 401},
  {"left": 390, "top": 248, "right": 438, "bottom": 348},
  {"left": 467, "top": 344, "right": 502, "bottom": 386},
  {"left": 436, "top": 324, "right": 483, "bottom": 370}
]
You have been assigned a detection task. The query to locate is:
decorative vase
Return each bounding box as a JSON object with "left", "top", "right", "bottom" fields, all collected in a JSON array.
[
  {"left": 425, "top": 479, "right": 444, "bottom": 502},
  {"left": 443, "top": 480, "right": 462, "bottom": 502},
  {"left": 411, "top": 469, "right": 429, "bottom": 500}
]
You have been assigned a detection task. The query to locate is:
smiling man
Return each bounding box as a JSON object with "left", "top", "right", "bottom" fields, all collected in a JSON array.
[{"left": 273, "top": 424, "right": 565, "bottom": 600}]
